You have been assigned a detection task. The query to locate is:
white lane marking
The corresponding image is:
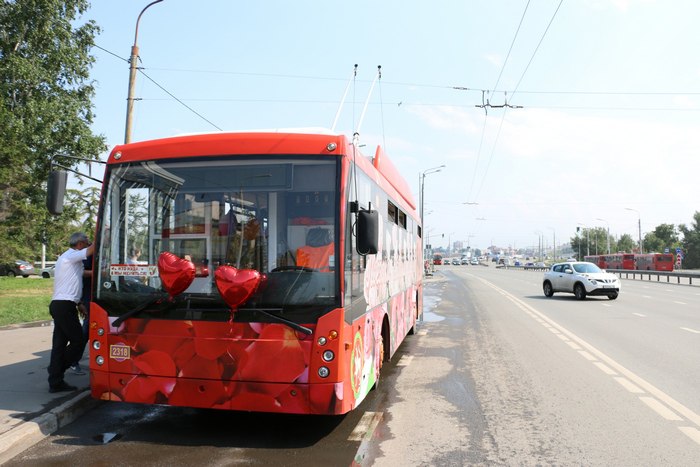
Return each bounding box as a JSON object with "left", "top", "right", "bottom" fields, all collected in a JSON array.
[
  {"left": 681, "top": 327, "right": 700, "bottom": 334},
  {"left": 349, "top": 411, "right": 383, "bottom": 441},
  {"left": 476, "top": 277, "right": 700, "bottom": 430},
  {"left": 679, "top": 426, "right": 700, "bottom": 445},
  {"left": 578, "top": 350, "right": 597, "bottom": 361},
  {"left": 639, "top": 397, "right": 683, "bottom": 421},
  {"left": 642, "top": 295, "right": 652, "bottom": 299},
  {"left": 566, "top": 341, "right": 582, "bottom": 351},
  {"left": 632, "top": 313, "right": 646, "bottom": 317},
  {"left": 593, "top": 362, "right": 617, "bottom": 375},
  {"left": 602, "top": 303, "right": 612, "bottom": 307},
  {"left": 673, "top": 301, "right": 687, "bottom": 305},
  {"left": 397, "top": 355, "right": 414, "bottom": 366},
  {"left": 614, "top": 377, "right": 644, "bottom": 394}
]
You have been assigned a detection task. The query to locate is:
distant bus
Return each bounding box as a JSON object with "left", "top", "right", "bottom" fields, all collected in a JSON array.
[
  {"left": 584, "top": 255, "right": 604, "bottom": 268},
  {"left": 433, "top": 254, "right": 443, "bottom": 265},
  {"left": 584, "top": 253, "right": 673, "bottom": 271},
  {"left": 634, "top": 253, "right": 674, "bottom": 271},
  {"left": 598, "top": 253, "right": 635, "bottom": 270}
]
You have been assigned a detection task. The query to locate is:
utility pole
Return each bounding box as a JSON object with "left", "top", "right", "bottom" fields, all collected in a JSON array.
[{"left": 125, "top": 0, "right": 164, "bottom": 144}]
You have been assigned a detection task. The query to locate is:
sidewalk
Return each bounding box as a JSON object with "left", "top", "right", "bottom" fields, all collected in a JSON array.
[{"left": 0, "top": 321, "right": 99, "bottom": 464}]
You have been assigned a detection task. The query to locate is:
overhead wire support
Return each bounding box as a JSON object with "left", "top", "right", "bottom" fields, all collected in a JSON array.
[
  {"left": 353, "top": 65, "right": 382, "bottom": 146},
  {"left": 475, "top": 90, "right": 523, "bottom": 115},
  {"left": 331, "top": 64, "right": 358, "bottom": 132}
]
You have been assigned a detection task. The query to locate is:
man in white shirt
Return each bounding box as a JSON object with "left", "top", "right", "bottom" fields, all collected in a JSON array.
[{"left": 48, "top": 232, "right": 95, "bottom": 393}]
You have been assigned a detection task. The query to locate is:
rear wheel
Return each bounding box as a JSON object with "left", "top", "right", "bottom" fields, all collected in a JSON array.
[
  {"left": 42, "top": 272, "right": 50, "bottom": 278},
  {"left": 372, "top": 333, "right": 385, "bottom": 391},
  {"left": 574, "top": 283, "right": 586, "bottom": 300},
  {"left": 543, "top": 281, "right": 554, "bottom": 297},
  {"left": 6, "top": 271, "right": 15, "bottom": 278}
]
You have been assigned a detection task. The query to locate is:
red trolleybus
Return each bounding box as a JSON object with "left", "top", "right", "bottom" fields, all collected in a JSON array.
[
  {"left": 634, "top": 253, "right": 674, "bottom": 271},
  {"left": 584, "top": 254, "right": 636, "bottom": 270},
  {"left": 49, "top": 130, "right": 423, "bottom": 415},
  {"left": 584, "top": 255, "right": 603, "bottom": 267}
]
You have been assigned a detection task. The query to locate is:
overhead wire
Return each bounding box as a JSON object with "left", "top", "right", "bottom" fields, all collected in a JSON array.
[
  {"left": 93, "top": 43, "right": 700, "bottom": 113},
  {"left": 469, "top": 0, "right": 565, "bottom": 206},
  {"left": 138, "top": 69, "right": 223, "bottom": 131},
  {"left": 466, "top": 0, "right": 531, "bottom": 204},
  {"left": 91, "top": 43, "right": 223, "bottom": 131}
]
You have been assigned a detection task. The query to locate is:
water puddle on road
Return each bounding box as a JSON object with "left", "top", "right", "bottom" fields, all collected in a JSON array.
[{"left": 422, "top": 292, "right": 445, "bottom": 322}]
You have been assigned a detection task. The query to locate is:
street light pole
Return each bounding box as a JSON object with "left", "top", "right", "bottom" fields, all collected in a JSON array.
[
  {"left": 547, "top": 227, "right": 556, "bottom": 261},
  {"left": 419, "top": 165, "right": 445, "bottom": 272},
  {"left": 125, "top": 0, "right": 164, "bottom": 144},
  {"left": 596, "top": 218, "right": 610, "bottom": 254},
  {"left": 625, "top": 208, "right": 643, "bottom": 253}
]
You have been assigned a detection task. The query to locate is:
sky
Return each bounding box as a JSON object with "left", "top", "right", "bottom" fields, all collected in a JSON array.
[{"left": 78, "top": 0, "right": 700, "bottom": 254}]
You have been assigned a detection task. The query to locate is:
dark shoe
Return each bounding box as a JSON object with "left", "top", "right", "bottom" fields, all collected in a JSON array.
[
  {"left": 69, "top": 364, "right": 86, "bottom": 375},
  {"left": 49, "top": 381, "right": 78, "bottom": 393}
]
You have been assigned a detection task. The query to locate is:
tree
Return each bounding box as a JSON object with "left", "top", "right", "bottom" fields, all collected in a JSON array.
[
  {"left": 616, "top": 234, "right": 636, "bottom": 253},
  {"left": 570, "top": 227, "right": 611, "bottom": 257},
  {"left": 643, "top": 223, "right": 679, "bottom": 253},
  {"left": 0, "top": 0, "right": 105, "bottom": 264},
  {"left": 679, "top": 212, "right": 700, "bottom": 269}
]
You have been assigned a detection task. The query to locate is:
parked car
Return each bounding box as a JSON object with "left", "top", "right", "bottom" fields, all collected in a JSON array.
[
  {"left": 470, "top": 258, "right": 479, "bottom": 265},
  {"left": 0, "top": 260, "right": 36, "bottom": 278},
  {"left": 451, "top": 258, "right": 460, "bottom": 265},
  {"left": 461, "top": 257, "right": 470, "bottom": 265},
  {"left": 41, "top": 265, "right": 56, "bottom": 278},
  {"left": 543, "top": 261, "right": 620, "bottom": 300}
]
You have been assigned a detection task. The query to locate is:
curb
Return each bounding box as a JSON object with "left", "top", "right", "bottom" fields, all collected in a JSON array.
[{"left": 0, "top": 390, "right": 101, "bottom": 465}]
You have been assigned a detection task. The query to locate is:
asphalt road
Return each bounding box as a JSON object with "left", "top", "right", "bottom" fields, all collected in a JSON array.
[{"left": 6, "top": 267, "right": 700, "bottom": 466}]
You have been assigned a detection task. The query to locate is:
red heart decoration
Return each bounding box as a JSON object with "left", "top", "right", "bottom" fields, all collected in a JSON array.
[
  {"left": 214, "top": 266, "right": 261, "bottom": 310},
  {"left": 158, "top": 252, "right": 195, "bottom": 297}
]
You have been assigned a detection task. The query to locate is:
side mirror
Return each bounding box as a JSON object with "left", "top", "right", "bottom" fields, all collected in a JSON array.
[
  {"left": 356, "top": 209, "right": 378, "bottom": 255},
  {"left": 47, "top": 170, "right": 68, "bottom": 215}
]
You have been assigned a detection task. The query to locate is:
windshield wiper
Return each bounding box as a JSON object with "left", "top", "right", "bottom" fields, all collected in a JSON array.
[
  {"left": 112, "top": 293, "right": 172, "bottom": 327},
  {"left": 247, "top": 308, "right": 313, "bottom": 335}
]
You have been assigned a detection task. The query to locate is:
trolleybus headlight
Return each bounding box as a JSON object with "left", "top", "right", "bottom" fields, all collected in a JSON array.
[
  {"left": 318, "top": 337, "right": 327, "bottom": 346},
  {"left": 322, "top": 350, "right": 335, "bottom": 362},
  {"left": 96, "top": 356, "right": 105, "bottom": 366},
  {"left": 318, "top": 366, "right": 330, "bottom": 378},
  {"left": 97, "top": 328, "right": 105, "bottom": 336},
  {"left": 92, "top": 340, "right": 101, "bottom": 350}
]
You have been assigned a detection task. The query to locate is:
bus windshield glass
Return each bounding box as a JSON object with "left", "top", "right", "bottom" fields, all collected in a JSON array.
[{"left": 94, "top": 156, "right": 339, "bottom": 324}]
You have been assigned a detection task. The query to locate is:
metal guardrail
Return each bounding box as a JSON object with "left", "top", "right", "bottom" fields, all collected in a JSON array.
[{"left": 609, "top": 269, "right": 700, "bottom": 286}]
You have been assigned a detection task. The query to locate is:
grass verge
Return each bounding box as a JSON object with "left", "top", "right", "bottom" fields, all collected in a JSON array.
[{"left": 0, "top": 277, "right": 53, "bottom": 326}]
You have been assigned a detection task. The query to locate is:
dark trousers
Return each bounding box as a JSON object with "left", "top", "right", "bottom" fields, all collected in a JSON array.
[{"left": 48, "top": 300, "right": 85, "bottom": 388}]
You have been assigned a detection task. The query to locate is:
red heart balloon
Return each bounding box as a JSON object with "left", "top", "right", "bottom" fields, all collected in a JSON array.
[
  {"left": 158, "top": 252, "right": 195, "bottom": 297},
  {"left": 214, "top": 266, "right": 261, "bottom": 310}
]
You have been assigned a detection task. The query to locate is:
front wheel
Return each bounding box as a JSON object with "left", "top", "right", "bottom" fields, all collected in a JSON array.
[
  {"left": 543, "top": 281, "right": 554, "bottom": 297},
  {"left": 608, "top": 292, "right": 618, "bottom": 300},
  {"left": 574, "top": 283, "right": 586, "bottom": 300}
]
